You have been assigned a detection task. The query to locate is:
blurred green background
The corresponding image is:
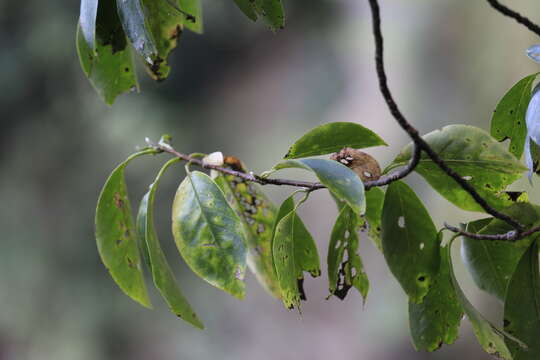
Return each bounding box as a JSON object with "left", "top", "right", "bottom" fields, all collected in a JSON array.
[{"left": 1, "top": 0, "right": 539, "bottom": 359}]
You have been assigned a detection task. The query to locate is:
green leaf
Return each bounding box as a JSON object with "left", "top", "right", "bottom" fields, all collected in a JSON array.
[
  {"left": 269, "top": 158, "right": 366, "bottom": 216},
  {"left": 79, "top": 0, "right": 98, "bottom": 49},
  {"left": 381, "top": 181, "right": 440, "bottom": 304},
  {"left": 284, "top": 122, "right": 387, "bottom": 159},
  {"left": 409, "top": 244, "right": 463, "bottom": 352},
  {"left": 387, "top": 125, "right": 528, "bottom": 212},
  {"left": 447, "top": 240, "right": 514, "bottom": 359},
  {"left": 233, "top": 0, "right": 258, "bottom": 21},
  {"left": 491, "top": 73, "right": 539, "bottom": 158},
  {"left": 95, "top": 150, "right": 153, "bottom": 308},
  {"left": 179, "top": 0, "right": 203, "bottom": 33},
  {"left": 327, "top": 205, "right": 369, "bottom": 301},
  {"left": 172, "top": 171, "right": 247, "bottom": 299},
  {"left": 254, "top": 0, "right": 285, "bottom": 30},
  {"left": 462, "top": 203, "right": 540, "bottom": 301},
  {"left": 272, "top": 196, "right": 320, "bottom": 309},
  {"left": 504, "top": 240, "right": 540, "bottom": 360},
  {"left": 364, "top": 187, "right": 385, "bottom": 251},
  {"left": 116, "top": 0, "right": 157, "bottom": 62},
  {"left": 137, "top": 159, "right": 203, "bottom": 329},
  {"left": 77, "top": 0, "right": 139, "bottom": 105},
  {"left": 212, "top": 158, "right": 281, "bottom": 298}
]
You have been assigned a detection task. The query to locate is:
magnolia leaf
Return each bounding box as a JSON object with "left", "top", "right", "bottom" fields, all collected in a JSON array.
[
  {"left": 284, "top": 122, "right": 386, "bottom": 159},
  {"left": 504, "top": 240, "right": 540, "bottom": 359},
  {"left": 448, "top": 240, "right": 515, "bottom": 359},
  {"left": 388, "top": 125, "right": 527, "bottom": 212},
  {"left": 254, "top": 0, "right": 284, "bottom": 30},
  {"left": 79, "top": 0, "right": 98, "bottom": 49},
  {"left": 137, "top": 159, "right": 203, "bottom": 328},
  {"left": 95, "top": 150, "right": 153, "bottom": 308},
  {"left": 462, "top": 203, "right": 540, "bottom": 301},
  {"left": 525, "top": 84, "right": 540, "bottom": 181},
  {"left": 233, "top": 0, "right": 258, "bottom": 21},
  {"left": 364, "top": 187, "right": 385, "bottom": 251},
  {"left": 409, "top": 244, "right": 463, "bottom": 352},
  {"left": 491, "top": 73, "right": 539, "bottom": 158},
  {"left": 272, "top": 196, "right": 320, "bottom": 309},
  {"left": 76, "top": 0, "right": 138, "bottom": 105},
  {"left": 178, "top": 0, "right": 203, "bottom": 33},
  {"left": 381, "top": 181, "right": 439, "bottom": 304},
  {"left": 268, "top": 158, "right": 365, "bottom": 216},
  {"left": 327, "top": 205, "right": 369, "bottom": 301},
  {"left": 116, "top": 0, "right": 157, "bottom": 62},
  {"left": 172, "top": 171, "right": 247, "bottom": 299},
  {"left": 212, "top": 157, "right": 281, "bottom": 298}
]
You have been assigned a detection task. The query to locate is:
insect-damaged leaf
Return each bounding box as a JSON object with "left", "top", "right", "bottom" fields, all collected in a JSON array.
[
  {"left": 172, "top": 171, "right": 247, "bottom": 299},
  {"left": 504, "top": 240, "right": 540, "bottom": 360},
  {"left": 284, "top": 122, "right": 387, "bottom": 159},
  {"left": 462, "top": 203, "right": 540, "bottom": 301},
  {"left": 381, "top": 181, "right": 439, "bottom": 304},
  {"left": 272, "top": 196, "right": 320, "bottom": 309},
  {"left": 212, "top": 157, "right": 281, "bottom": 298},
  {"left": 95, "top": 150, "right": 153, "bottom": 308},
  {"left": 409, "top": 244, "right": 463, "bottom": 352},
  {"left": 76, "top": 0, "right": 138, "bottom": 105},
  {"left": 268, "top": 158, "right": 366, "bottom": 216},
  {"left": 491, "top": 73, "right": 539, "bottom": 158},
  {"left": 140, "top": 0, "right": 203, "bottom": 80},
  {"left": 136, "top": 159, "right": 203, "bottom": 329},
  {"left": 116, "top": 0, "right": 157, "bottom": 63},
  {"left": 327, "top": 205, "right": 369, "bottom": 302},
  {"left": 387, "top": 125, "right": 527, "bottom": 212},
  {"left": 364, "top": 187, "right": 385, "bottom": 251},
  {"left": 79, "top": 0, "right": 99, "bottom": 49},
  {"left": 447, "top": 240, "right": 516, "bottom": 359}
]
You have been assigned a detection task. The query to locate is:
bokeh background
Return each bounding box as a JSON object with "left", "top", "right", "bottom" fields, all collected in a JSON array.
[{"left": 1, "top": 0, "right": 540, "bottom": 359}]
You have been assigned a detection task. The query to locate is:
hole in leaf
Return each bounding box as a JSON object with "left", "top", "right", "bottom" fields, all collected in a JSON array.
[
  {"left": 398, "top": 216, "right": 405, "bottom": 228},
  {"left": 417, "top": 275, "right": 426, "bottom": 282},
  {"left": 462, "top": 175, "right": 472, "bottom": 181},
  {"left": 419, "top": 242, "right": 424, "bottom": 250}
]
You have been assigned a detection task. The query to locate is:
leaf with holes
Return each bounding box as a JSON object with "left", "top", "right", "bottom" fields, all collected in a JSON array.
[
  {"left": 387, "top": 125, "right": 527, "bottom": 212},
  {"left": 212, "top": 157, "right": 281, "bottom": 298},
  {"left": 268, "top": 158, "right": 365, "bottom": 216},
  {"left": 137, "top": 159, "right": 203, "bottom": 328},
  {"left": 364, "top": 187, "right": 385, "bottom": 251},
  {"left": 504, "top": 240, "right": 540, "bottom": 360},
  {"left": 491, "top": 73, "right": 539, "bottom": 158},
  {"left": 172, "top": 171, "right": 247, "bottom": 299},
  {"left": 409, "top": 243, "right": 463, "bottom": 352},
  {"left": 327, "top": 205, "right": 369, "bottom": 302},
  {"left": 447, "top": 241, "right": 515, "bottom": 359},
  {"left": 79, "top": 0, "right": 98, "bottom": 49},
  {"left": 95, "top": 150, "right": 153, "bottom": 308},
  {"left": 77, "top": 0, "right": 138, "bottom": 105},
  {"left": 462, "top": 203, "right": 540, "bottom": 301},
  {"left": 272, "top": 196, "right": 320, "bottom": 309},
  {"left": 284, "top": 122, "right": 387, "bottom": 159},
  {"left": 116, "top": 0, "right": 157, "bottom": 62},
  {"left": 381, "top": 181, "right": 439, "bottom": 304}
]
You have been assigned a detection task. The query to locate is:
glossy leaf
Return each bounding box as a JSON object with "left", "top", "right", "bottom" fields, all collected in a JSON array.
[
  {"left": 137, "top": 159, "right": 203, "bottom": 328},
  {"left": 527, "top": 44, "right": 540, "bottom": 63},
  {"left": 388, "top": 125, "right": 527, "bottom": 212},
  {"left": 77, "top": 0, "right": 139, "bottom": 105},
  {"left": 284, "top": 122, "right": 387, "bottom": 159},
  {"left": 525, "top": 84, "right": 540, "bottom": 180},
  {"left": 409, "top": 244, "right": 463, "bottom": 352},
  {"left": 504, "top": 240, "right": 540, "bottom": 360},
  {"left": 79, "top": 0, "right": 98, "bottom": 49},
  {"left": 116, "top": 0, "right": 157, "bottom": 62},
  {"left": 364, "top": 187, "right": 385, "bottom": 251},
  {"left": 448, "top": 241, "right": 514, "bottom": 359},
  {"left": 95, "top": 150, "right": 153, "bottom": 308},
  {"left": 233, "top": 0, "right": 258, "bottom": 21},
  {"left": 269, "top": 158, "right": 366, "bottom": 216},
  {"left": 254, "top": 0, "right": 285, "bottom": 30},
  {"left": 491, "top": 73, "right": 539, "bottom": 158},
  {"left": 272, "top": 196, "right": 320, "bottom": 309},
  {"left": 462, "top": 203, "right": 540, "bottom": 301},
  {"left": 172, "top": 171, "right": 247, "bottom": 299},
  {"left": 381, "top": 181, "right": 439, "bottom": 304},
  {"left": 212, "top": 157, "right": 281, "bottom": 298},
  {"left": 327, "top": 205, "right": 369, "bottom": 301}
]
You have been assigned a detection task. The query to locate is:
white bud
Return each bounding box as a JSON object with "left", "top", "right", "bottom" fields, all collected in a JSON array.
[{"left": 203, "top": 151, "right": 224, "bottom": 167}]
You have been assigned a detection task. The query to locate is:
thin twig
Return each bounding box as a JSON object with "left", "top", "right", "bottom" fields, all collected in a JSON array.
[
  {"left": 367, "top": 0, "right": 523, "bottom": 231},
  {"left": 487, "top": 0, "right": 540, "bottom": 37}
]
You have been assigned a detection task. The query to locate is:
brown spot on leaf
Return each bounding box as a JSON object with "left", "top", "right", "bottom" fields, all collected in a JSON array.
[
  {"left": 330, "top": 148, "right": 381, "bottom": 181},
  {"left": 113, "top": 193, "right": 124, "bottom": 208}
]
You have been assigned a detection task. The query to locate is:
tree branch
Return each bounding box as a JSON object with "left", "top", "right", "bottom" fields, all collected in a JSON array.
[
  {"left": 487, "top": 0, "right": 540, "bottom": 37},
  {"left": 366, "top": 0, "right": 523, "bottom": 231}
]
